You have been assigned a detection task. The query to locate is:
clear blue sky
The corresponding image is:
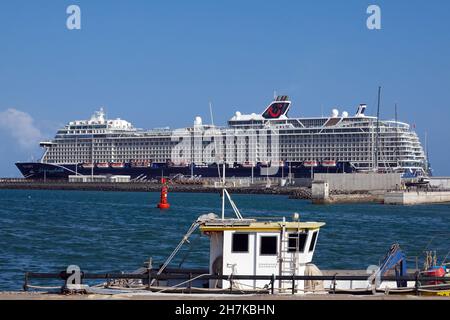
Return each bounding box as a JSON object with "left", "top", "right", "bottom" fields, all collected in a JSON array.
[{"left": 1, "top": 0, "right": 449, "bottom": 176}]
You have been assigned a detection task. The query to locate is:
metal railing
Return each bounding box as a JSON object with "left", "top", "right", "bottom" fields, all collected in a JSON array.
[{"left": 23, "top": 269, "right": 450, "bottom": 295}]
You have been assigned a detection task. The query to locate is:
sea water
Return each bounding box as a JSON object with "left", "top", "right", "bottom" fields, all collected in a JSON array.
[{"left": 0, "top": 189, "right": 449, "bottom": 290}]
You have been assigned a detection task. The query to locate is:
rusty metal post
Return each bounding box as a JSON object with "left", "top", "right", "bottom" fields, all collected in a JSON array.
[{"left": 271, "top": 274, "right": 275, "bottom": 294}]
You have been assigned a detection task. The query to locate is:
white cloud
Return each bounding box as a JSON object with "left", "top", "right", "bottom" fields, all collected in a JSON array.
[{"left": 0, "top": 108, "right": 43, "bottom": 150}]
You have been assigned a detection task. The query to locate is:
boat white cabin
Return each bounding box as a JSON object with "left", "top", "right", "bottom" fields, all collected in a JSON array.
[{"left": 198, "top": 216, "right": 325, "bottom": 293}]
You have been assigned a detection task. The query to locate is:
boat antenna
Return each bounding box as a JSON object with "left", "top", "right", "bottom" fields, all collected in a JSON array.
[
  {"left": 208, "top": 102, "right": 224, "bottom": 218},
  {"left": 207, "top": 102, "right": 240, "bottom": 219}
]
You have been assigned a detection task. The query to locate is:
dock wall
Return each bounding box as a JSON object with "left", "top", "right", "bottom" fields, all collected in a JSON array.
[
  {"left": 314, "top": 173, "right": 402, "bottom": 192},
  {"left": 384, "top": 191, "right": 450, "bottom": 205}
]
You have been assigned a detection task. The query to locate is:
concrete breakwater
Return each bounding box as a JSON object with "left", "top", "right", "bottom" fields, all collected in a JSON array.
[
  {"left": 4, "top": 179, "right": 449, "bottom": 205},
  {"left": 385, "top": 190, "right": 450, "bottom": 205},
  {"left": 311, "top": 180, "right": 450, "bottom": 205},
  {"left": 0, "top": 180, "right": 313, "bottom": 199},
  {"left": 322, "top": 192, "right": 384, "bottom": 204}
]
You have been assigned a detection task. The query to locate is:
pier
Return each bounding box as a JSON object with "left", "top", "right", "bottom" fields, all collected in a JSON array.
[
  {"left": 385, "top": 190, "right": 450, "bottom": 205},
  {"left": 311, "top": 174, "right": 450, "bottom": 205}
]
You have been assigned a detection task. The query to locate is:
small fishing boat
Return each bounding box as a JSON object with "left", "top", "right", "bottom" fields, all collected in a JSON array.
[{"left": 405, "top": 177, "right": 430, "bottom": 188}]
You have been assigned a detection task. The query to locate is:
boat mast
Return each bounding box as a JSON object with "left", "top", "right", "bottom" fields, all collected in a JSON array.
[{"left": 208, "top": 100, "right": 226, "bottom": 219}]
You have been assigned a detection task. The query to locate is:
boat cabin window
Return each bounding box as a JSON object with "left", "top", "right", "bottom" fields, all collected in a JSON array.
[
  {"left": 260, "top": 236, "right": 278, "bottom": 255},
  {"left": 308, "top": 231, "right": 318, "bottom": 252},
  {"left": 232, "top": 233, "right": 249, "bottom": 253},
  {"left": 288, "top": 232, "right": 308, "bottom": 253}
]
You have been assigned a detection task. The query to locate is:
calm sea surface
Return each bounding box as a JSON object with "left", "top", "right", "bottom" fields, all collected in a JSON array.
[{"left": 1, "top": 189, "right": 449, "bottom": 291}]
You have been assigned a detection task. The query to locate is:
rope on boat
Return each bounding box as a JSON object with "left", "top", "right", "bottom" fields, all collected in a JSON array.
[
  {"left": 223, "top": 189, "right": 243, "bottom": 219},
  {"left": 150, "top": 221, "right": 200, "bottom": 286},
  {"left": 102, "top": 285, "right": 147, "bottom": 290},
  {"left": 178, "top": 233, "right": 201, "bottom": 268},
  {"left": 155, "top": 273, "right": 211, "bottom": 293}
]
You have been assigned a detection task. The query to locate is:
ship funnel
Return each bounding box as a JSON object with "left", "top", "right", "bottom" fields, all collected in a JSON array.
[
  {"left": 262, "top": 96, "right": 291, "bottom": 119},
  {"left": 356, "top": 104, "right": 367, "bottom": 117}
]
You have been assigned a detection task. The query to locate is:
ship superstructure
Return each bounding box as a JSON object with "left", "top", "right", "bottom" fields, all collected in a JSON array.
[{"left": 16, "top": 96, "right": 427, "bottom": 180}]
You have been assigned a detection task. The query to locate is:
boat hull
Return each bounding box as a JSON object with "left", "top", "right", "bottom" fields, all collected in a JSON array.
[{"left": 15, "top": 161, "right": 355, "bottom": 180}]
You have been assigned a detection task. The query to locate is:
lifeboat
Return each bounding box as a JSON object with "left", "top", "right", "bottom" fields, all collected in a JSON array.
[
  {"left": 193, "top": 162, "right": 207, "bottom": 168},
  {"left": 96, "top": 162, "right": 110, "bottom": 168},
  {"left": 322, "top": 160, "right": 337, "bottom": 167},
  {"left": 81, "top": 162, "right": 94, "bottom": 169},
  {"left": 242, "top": 161, "right": 255, "bottom": 168},
  {"left": 110, "top": 162, "right": 125, "bottom": 169},
  {"left": 131, "top": 160, "right": 151, "bottom": 168},
  {"left": 259, "top": 161, "right": 270, "bottom": 167},
  {"left": 303, "top": 160, "right": 318, "bottom": 167},
  {"left": 171, "top": 161, "right": 190, "bottom": 167}
]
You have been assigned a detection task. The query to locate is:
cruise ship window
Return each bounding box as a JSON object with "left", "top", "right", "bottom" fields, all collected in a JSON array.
[{"left": 231, "top": 233, "right": 249, "bottom": 253}]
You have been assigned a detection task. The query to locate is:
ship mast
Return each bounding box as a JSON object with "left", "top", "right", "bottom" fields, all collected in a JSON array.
[
  {"left": 374, "top": 86, "right": 381, "bottom": 171},
  {"left": 91, "top": 133, "right": 94, "bottom": 178},
  {"left": 395, "top": 103, "right": 399, "bottom": 170},
  {"left": 75, "top": 136, "right": 78, "bottom": 175},
  {"left": 425, "top": 131, "right": 429, "bottom": 175}
]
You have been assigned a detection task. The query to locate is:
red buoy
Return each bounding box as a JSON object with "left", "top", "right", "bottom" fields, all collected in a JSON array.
[{"left": 157, "top": 177, "right": 170, "bottom": 209}]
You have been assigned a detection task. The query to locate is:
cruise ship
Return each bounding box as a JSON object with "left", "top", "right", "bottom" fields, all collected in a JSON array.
[{"left": 15, "top": 96, "right": 428, "bottom": 180}]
